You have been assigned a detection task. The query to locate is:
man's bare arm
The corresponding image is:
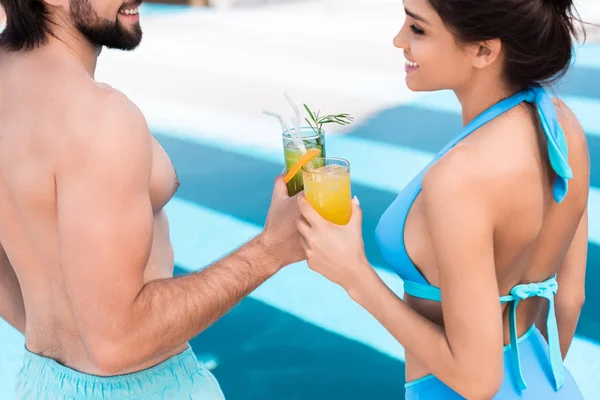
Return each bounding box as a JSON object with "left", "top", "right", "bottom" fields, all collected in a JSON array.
[
  {"left": 57, "top": 90, "right": 302, "bottom": 374},
  {"left": 0, "top": 243, "right": 25, "bottom": 335},
  {"left": 129, "top": 235, "right": 280, "bottom": 366}
]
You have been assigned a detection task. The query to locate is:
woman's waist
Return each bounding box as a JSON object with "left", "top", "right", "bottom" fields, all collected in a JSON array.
[
  {"left": 403, "top": 295, "right": 546, "bottom": 381},
  {"left": 405, "top": 323, "right": 546, "bottom": 384}
]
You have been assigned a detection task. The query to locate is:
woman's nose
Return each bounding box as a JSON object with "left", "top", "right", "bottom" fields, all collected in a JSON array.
[{"left": 393, "top": 28, "right": 408, "bottom": 50}]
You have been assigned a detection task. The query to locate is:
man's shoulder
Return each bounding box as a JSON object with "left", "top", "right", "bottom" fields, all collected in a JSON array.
[
  {"left": 62, "top": 83, "right": 149, "bottom": 146},
  {"left": 57, "top": 83, "right": 152, "bottom": 169},
  {"left": 68, "top": 82, "right": 144, "bottom": 129}
]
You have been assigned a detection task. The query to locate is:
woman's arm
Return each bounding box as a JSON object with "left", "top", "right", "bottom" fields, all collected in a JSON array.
[
  {"left": 538, "top": 99, "right": 590, "bottom": 359},
  {"left": 537, "top": 208, "right": 587, "bottom": 358},
  {"left": 297, "top": 150, "right": 505, "bottom": 400},
  {"left": 347, "top": 158, "right": 504, "bottom": 399}
]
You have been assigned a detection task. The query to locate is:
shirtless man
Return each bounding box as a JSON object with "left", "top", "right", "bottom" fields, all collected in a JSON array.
[{"left": 0, "top": 0, "right": 303, "bottom": 398}]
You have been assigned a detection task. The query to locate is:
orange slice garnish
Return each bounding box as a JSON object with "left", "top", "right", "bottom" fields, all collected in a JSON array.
[{"left": 283, "top": 148, "right": 321, "bottom": 184}]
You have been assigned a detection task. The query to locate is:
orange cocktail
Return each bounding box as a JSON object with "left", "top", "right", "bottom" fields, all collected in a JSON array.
[{"left": 302, "top": 158, "right": 352, "bottom": 225}]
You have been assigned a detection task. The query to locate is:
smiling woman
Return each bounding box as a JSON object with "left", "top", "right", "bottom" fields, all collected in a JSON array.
[
  {"left": 395, "top": 0, "right": 584, "bottom": 93},
  {"left": 296, "top": 0, "right": 591, "bottom": 399}
]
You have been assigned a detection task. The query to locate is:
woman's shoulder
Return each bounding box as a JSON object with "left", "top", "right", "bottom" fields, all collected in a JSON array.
[
  {"left": 423, "top": 108, "right": 536, "bottom": 199},
  {"left": 422, "top": 96, "right": 590, "bottom": 226},
  {"left": 420, "top": 141, "right": 505, "bottom": 217},
  {"left": 457, "top": 98, "right": 588, "bottom": 182}
]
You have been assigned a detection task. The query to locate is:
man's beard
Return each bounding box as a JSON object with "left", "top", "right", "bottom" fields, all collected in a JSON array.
[{"left": 70, "top": 0, "right": 142, "bottom": 51}]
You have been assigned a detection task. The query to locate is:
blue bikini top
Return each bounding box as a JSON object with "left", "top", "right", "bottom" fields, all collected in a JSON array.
[{"left": 374, "top": 85, "right": 572, "bottom": 392}]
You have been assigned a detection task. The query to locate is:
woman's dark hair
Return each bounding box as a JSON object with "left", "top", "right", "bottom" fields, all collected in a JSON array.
[
  {"left": 428, "top": 0, "right": 586, "bottom": 89},
  {"left": 0, "top": 0, "right": 55, "bottom": 51}
]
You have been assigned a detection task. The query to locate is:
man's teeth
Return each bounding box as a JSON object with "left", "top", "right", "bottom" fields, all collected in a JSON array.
[
  {"left": 406, "top": 60, "right": 419, "bottom": 68},
  {"left": 120, "top": 7, "right": 138, "bottom": 15}
]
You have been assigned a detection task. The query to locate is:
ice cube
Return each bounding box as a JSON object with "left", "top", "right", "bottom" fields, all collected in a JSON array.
[{"left": 316, "top": 164, "right": 348, "bottom": 178}]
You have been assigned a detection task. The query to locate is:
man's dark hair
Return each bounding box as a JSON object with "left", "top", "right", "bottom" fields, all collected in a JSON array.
[{"left": 0, "top": 0, "right": 55, "bottom": 51}]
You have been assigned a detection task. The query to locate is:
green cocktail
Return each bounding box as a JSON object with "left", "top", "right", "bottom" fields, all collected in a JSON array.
[{"left": 282, "top": 127, "right": 326, "bottom": 196}]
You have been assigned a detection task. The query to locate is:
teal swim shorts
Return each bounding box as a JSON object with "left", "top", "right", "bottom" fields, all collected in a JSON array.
[{"left": 15, "top": 346, "right": 226, "bottom": 399}]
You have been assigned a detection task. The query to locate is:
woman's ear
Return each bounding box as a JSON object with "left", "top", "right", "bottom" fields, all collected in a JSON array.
[{"left": 471, "top": 39, "right": 502, "bottom": 69}]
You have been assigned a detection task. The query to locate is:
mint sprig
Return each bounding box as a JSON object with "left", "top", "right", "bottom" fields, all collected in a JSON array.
[{"left": 303, "top": 104, "right": 354, "bottom": 136}]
